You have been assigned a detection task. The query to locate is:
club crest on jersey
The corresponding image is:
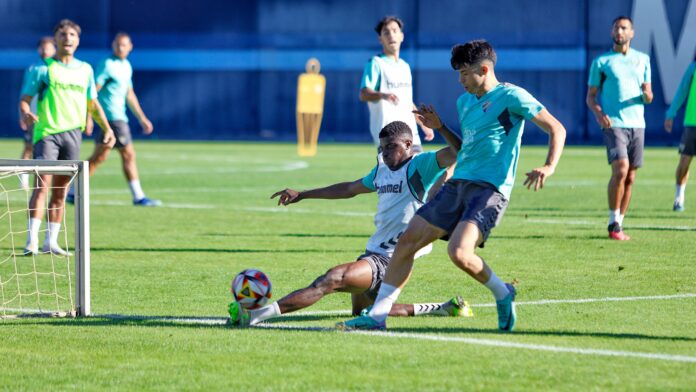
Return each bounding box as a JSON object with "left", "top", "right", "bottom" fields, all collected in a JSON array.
[
  {"left": 377, "top": 180, "right": 403, "bottom": 194},
  {"left": 482, "top": 101, "right": 492, "bottom": 112}
]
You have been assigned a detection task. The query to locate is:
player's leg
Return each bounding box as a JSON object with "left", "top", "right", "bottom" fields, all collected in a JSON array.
[
  {"left": 674, "top": 127, "right": 695, "bottom": 211},
  {"left": 619, "top": 166, "right": 637, "bottom": 217},
  {"left": 24, "top": 135, "right": 60, "bottom": 254},
  {"left": 87, "top": 133, "right": 113, "bottom": 177},
  {"left": 118, "top": 141, "right": 160, "bottom": 206},
  {"left": 19, "top": 128, "right": 33, "bottom": 189},
  {"left": 617, "top": 128, "right": 644, "bottom": 234},
  {"left": 604, "top": 128, "right": 630, "bottom": 240}
]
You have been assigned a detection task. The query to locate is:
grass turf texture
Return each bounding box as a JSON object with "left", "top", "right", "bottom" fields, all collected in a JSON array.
[{"left": 0, "top": 140, "right": 694, "bottom": 390}]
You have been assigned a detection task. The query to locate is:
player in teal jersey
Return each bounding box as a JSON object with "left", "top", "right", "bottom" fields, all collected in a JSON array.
[
  {"left": 587, "top": 16, "right": 653, "bottom": 240},
  {"left": 228, "top": 121, "right": 471, "bottom": 327},
  {"left": 664, "top": 59, "right": 696, "bottom": 212},
  {"left": 74, "top": 32, "right": 159, "bottom": 207},
  {"left": 338, "top": 40, "right": 566, "bottom": 332},
  {"left": 18, "top": 37, "right": 56, "bottom": 189},
  {"left": 19, "top": 19, "right": 115, "bottom": 255}
]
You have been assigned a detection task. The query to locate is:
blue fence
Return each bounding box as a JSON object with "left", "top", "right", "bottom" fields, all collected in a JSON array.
[{"left": 1, "top": 0, "right": 695, "bottom": 145}]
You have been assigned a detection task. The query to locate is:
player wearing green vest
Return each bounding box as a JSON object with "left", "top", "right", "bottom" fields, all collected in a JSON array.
[
  {"left": 664, "top": 59, "right": 696, "bottom": 212},
  {"left": 18, "top": 37, "right": 55, "bottom": 190},
  {"left": 19, "top": 19, "right": 115, "bottom": 256},
  {"left": 77, "top": 32, "right": 160, "bottom": 207},
  {"left": 338, "top": 40, "right": 566, "bottom": 331},
  {"left": 587, "top": 16, "right": 653, "bottom": 241}
]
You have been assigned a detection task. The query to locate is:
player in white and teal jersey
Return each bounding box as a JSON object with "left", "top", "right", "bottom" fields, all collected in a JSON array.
[
  {"left": 228, "top": 121, "right": 474, "bottom": 327},
  {"left": 74, "top": 32, "right": 159, "bottom": 207},
  {"left": 587, "top": 15, "right": 653, "bottom": 240},
  {"left": 339, "top": 39, "right": 566, "bottom": 332},
  {"left": 17, "top": 37, "right": 55, "bottom": 189},
  {"left": 19, "top": 19, "right": 115, "bottom": 256},
  {"left": 664, "top": 59, "right": 696, "bottom": 212},
  {"left": 360, "top": 16, "right": 434, "bottom": 150}
]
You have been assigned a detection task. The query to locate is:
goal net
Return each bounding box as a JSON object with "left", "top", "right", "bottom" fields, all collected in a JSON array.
[{"left": 0, "top": 159, "right": 90, "bottom": 317}]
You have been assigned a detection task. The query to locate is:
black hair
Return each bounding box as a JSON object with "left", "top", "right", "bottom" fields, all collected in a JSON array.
[
  {"left": 450, "top": 39, "right": 497, "bottom": 70},
  {"left": 53, "top": 19, "right": 81, "bottom": 36},
  {"left": 375, "top": 16, "right": 404, "bottom": 35},
  {"left": 612, "top": 15, "right": 633, "bottom": 27},
  {"left": 378, "top": 121, "right": 413, "bottom": 140}
]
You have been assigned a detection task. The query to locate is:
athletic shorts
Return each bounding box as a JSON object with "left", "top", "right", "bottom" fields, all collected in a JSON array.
[
  {"left": 678, "top": 127, "right": 696, "bottom": 156},
  {"left": 416, "top": 179, "right": 509, "bottom": 248},
  {"left": 97, "top": 120, "right": 131, "bottom": 149},
  {"left": 357, "top": 251, "right": 391, "bottom": 299},
  {"left": 23, "top": 125, "right": 33, "bottom": 144},
  {"left": 603, "top": 127, "right": 645, "bottom": 167},
  {"left": 33, "top": 129, "right": 82, "bottom": 160}
]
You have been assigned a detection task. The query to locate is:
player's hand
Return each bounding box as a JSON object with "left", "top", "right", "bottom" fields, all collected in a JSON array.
[
  {"left": 413, "top": 104, "right": 443, "bottom": 130},
  {"left": 84, "top": 116, "right": 94, "bottom": 136},
  {"left": 381, "top": 92, "right": 399, "bottom": 105},
  {"left": 524, "top": 165, "right": 554, "bottom": 191},
  {"left": 140, "top": 118, "right": 154, "bottom": 135},
  {"left": 271, "top": 189, "right": 302, "bottom": 206},
  {"left": 664, "top": 119, "right": 673, "bottom": 133},
  {"left": 19, "top": 118, "right": 28, "bottom": 131},
  {"left": 21, "top": 112, "right": 38, "bottom": 127},
  {"left": 593, "top": 112, "right": 612, "bottom": 129},
  {"left": 102, "top": 128, "right": 116, "bottom": 147}
]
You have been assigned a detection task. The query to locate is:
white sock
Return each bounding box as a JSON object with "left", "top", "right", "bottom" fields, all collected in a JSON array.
[
  {"left": 248, "top": 301, "right": 281, "bottom": 325},
  {"left": 129, "top": 180, "right": 146, "bottom": 201},
  {"left": 413, "top": 301, "right": 450, "bottom": 316},
  {"left": 618, "top": 214, "right": 624, "bottom": 226},
  {"left": 44, "top": 222, "right": 61, "bottom": 247},
  {"left": 675, "top": 184, "right": 685, "bottom": 203},
  {"left": 26, "top": 218, "right": 41, "bottom": 248},
  {"left": 608, "top": 209, "right": 621, "bottom": 225},
  {"left": 484, "top": 272, "right": 510, "bottom": 301},
  {"left": 19, "top": 173, "right": 29, "bottom": 189},
  {"left": 367, "top": 283, "right": 401, "bottom": 323}
]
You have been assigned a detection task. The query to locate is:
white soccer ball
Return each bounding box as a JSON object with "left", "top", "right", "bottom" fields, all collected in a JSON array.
[{"left": 231, "top": 269, "right": 272, "bottom": 310}]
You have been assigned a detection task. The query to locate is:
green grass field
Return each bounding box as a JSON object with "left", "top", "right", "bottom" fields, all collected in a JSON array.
[{"left": 0, "top": 140, "right": 694, "bottom": 390}]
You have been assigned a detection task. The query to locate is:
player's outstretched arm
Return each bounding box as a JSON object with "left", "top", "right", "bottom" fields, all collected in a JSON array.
[
  {"left": 88, "top": 99, "right": 115, "bottom": 146},
  {"left": 525, "top": 108, "right": 566, "bottom": 191},
  {"left": 271, "top": 180, "right": 372, "bottom": 206}
]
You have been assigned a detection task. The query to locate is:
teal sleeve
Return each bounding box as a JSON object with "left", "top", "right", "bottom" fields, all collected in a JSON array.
[
  {"left": 361, "top": 164, "right": 378, "bottom": 190},
  {"left": 19, "top": 64, "right": 48, "bottom": 97},
  {"left": 86, "top": 66, "right": 97, "bottom": 100},
  {"left": 94, "top": 59, "right": 110, "bottom": 87},
  {"left": 666, "top": 62, "right": 696, "bottom": 119},
  {"left": 360, "top": 58, "right": 381, "bottom": 90},
  {"left": 509, "top": 88, "right": 544, "bottom": 120},
  {"left": 588, "top": 58, "right": 601, "bottom": 87},
  {"left": 409, "top": 152, "right": 445, "bottom": 190},
  {"left": 643, "top": 55, "right": 651, "bottom": 83}
]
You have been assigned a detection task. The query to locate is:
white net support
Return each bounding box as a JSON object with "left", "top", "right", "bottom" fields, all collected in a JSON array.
[{"left": 0, "top": 159, "right": 90, "bottom": 317}]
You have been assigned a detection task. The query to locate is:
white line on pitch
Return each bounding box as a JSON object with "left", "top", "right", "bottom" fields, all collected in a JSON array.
[{"left": 525, "top": 218, "right": 696, "bottom": 231}]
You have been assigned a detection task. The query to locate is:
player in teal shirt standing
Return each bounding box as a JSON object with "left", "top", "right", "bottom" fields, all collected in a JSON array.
[
  {"left": 77, "top": 32, "right": 160, "bottom": 206},
  {"left": 339, "top": 40, "right": 566, "bottom": 331},
  {"left": 587, "top": 16, "right": 653, "bottom": 240},
  {"left": 664, "top": 59, "right": 696, "bottom": 212}
]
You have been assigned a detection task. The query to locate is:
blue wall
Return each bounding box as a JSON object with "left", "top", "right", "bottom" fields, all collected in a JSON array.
[{"left": 1, "top": 0, "right": 695, "bottom": 145}]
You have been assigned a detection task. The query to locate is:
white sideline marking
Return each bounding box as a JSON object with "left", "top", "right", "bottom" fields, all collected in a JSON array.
[
  {"left": 525, "top": 218, "right": 696, "bottom": 231},
  {"left": 242, "top": 206, "right": 373, "bottom": 217},
  {"left": 90, "top": 200, "right": 216, "bottom": 209}
]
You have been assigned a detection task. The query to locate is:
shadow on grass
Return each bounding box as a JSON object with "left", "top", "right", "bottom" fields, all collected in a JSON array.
[
  {"left": 9, "top": 314, "right": 696, "bottom": 342},
  {"left": 90, "top": 247, "right": 353, "bottom": 254}
]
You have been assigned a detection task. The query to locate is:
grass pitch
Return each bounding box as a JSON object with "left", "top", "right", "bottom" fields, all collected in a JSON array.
[{"left": 0, "top": 140, "right": 694, "bottom": 390}]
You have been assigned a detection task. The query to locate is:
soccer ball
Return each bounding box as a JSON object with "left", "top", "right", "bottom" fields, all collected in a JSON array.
[{"left": 231, "top": 269, "right": 272, "bottom": 310}]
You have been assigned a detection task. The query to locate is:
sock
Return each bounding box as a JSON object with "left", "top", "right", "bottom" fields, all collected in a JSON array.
[
  {"left": 26, "top": 218, "right": 41, "bottom": 248},
  {"left": 19, "top": 173, "right": 29, "bottom": 189},
  {"left": 249, "top": 301, "right": 281, "bottom": 325},
  {"left": 675, "top": 184, "right": 685, "bottom": 204},
  {"left": 413, "top": 301, "right": 450, "bottom": 316},
  {"left": 484, "top": 271, "right": 510, "bottom": 301},
  {"left": 129, "top": 180, "right": 146, "bottom": 201},
  {"left": 618, "top": 214, "right": 624, "bottom": 226},
  {"left": 608, "top": 209, "right": 621, "bottom": 225},
  {"left": 44, "top": 222, "right": 61, "bottom": 247},
  {"left": 367, "top": 283, "right": 401, "bottom": 323}
]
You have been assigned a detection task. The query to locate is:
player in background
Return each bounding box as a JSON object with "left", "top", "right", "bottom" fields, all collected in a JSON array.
[
  {"left": 228, "top": 121, "right": 472, "bottom": 327},
  {"left": 17, "top": 37, "right": 56, "bottom": 189},
  {"left": 664, "top": 57, "right": 696, "bottom": 212},
  {"left": 20, "top": 19, "right": 115, "bottom": 255},
  {"left": 360, "top": 16, "right": 434, "bottom": 150},
  {"left": 586, "top": 16, "right": 652, "bottom": 240},
  {"left": 338, "top": 40, "right": 566, "bottom": 331},
  {"left": 69, "top": 32, "right": 160, "bottom": 206}
]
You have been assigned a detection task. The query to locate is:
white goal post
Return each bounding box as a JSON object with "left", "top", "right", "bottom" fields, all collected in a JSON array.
[{"left": 0, "top": 159, "right": 90, "bottom": 317}]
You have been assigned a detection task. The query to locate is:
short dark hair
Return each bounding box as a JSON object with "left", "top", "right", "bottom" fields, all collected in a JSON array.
[
  {"left": 37, "top": 36, "right": 55, "bottom": 48},
  {"left": 53, "top": 19, "right": 81, "bottom": 36},
  {"left": 379, "top": 121, "right": 412, "bottom": 140},
  {"left": 612, "top": 15, "right": 633, "bottom": 27},
  {"left": 450, "top": 40, "right": 497, "bottom": 70},
  {"left": 375, "top": 16, "right": 403, "bottom": 34},
  {"left": 114, "top": 31, "right": 131, "bottom": 41}
]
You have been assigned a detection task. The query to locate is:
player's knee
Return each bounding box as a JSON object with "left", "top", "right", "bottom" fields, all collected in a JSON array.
[
  {"left": 447, "top": 246, "right": 477, "bottom": 272},
  {"left": 121, "top": 147, "right": 136, "bottom": 163},
  {"left": 397, "top": 229, "right": 426, "bottom": 255},
  {"left": 625, "top": 171, "right": 637, "bottom": 186}
]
